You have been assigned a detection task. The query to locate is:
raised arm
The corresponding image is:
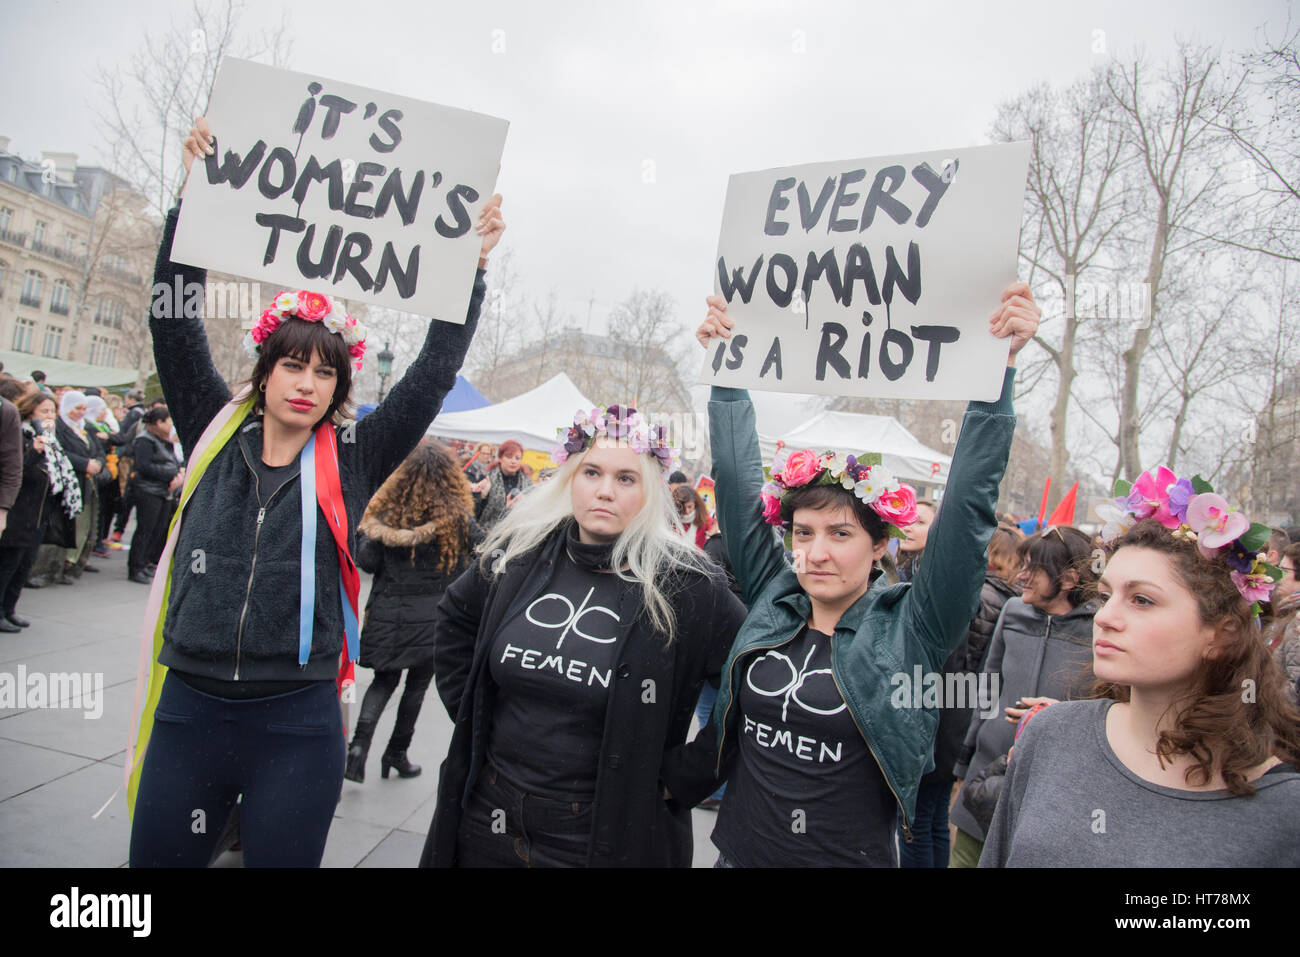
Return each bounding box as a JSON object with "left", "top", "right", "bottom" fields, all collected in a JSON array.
[
  {"left": 353, "top": 196, "right": 504, "bottom": 492},
  {"left": 152, "top": 117, "right": 238, "bottom": 453},
  {"left": 700, "top": 297, "right": 788, "bottom": 607},
  {"left": 903, "top": 283, "right": 1039, "bottom": 671}
]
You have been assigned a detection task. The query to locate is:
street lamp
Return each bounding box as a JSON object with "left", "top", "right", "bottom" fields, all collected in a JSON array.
[{"left": 376, "top": 341, "right": 394, "bottom": 402}]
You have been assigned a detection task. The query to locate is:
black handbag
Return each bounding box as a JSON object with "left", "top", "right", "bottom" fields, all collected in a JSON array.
[{"left": 44, "top": 501, "right": 76, "bottom": 548}]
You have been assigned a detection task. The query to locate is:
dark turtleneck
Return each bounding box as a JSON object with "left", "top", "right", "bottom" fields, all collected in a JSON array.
[{"left": 564, "top": 518, "right": 616, "bottom": 571}]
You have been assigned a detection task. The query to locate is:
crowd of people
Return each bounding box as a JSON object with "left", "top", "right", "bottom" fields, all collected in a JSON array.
[
  {"left": 0, "top": 374, "right": 186, "bottom": 631},
  {"left": 8, "top": 113, "right": 1298, "bottom": 870}
]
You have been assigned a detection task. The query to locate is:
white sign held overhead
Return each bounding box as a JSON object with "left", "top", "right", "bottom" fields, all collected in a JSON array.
[
  {"left": 700, "top": 142, "right": 1031, "bottom": 401},
  {"left": 172, "top": 58, "right": 509, "bottom": 322}
]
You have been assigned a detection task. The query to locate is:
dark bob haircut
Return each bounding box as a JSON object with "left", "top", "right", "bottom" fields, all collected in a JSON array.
[
  {"left": 249, "top": 316, "right": 354, "bottom": 425},
  {"left": 781, "top": 483, "right": 888, "bottom": 543},
  {"left": 1017, "top": 525, "right": 1096, "bottom": 607}
]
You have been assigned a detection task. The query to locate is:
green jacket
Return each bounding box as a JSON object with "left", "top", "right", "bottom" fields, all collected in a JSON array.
[{"left": 707, "top": 368, "right": 1016, "bottom": 837}]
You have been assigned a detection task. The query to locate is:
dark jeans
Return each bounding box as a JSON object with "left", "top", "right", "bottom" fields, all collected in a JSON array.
[
  {"left": 115, "top": 481, "right": 135, "bottom": 534},
  {"left": 455, "top": 763, "right": 593, "bottom": 868},
  {"left": 129, "top": 491, "right": 170, "bottom": 576},
  {"left": 130, "top": 673, "right": 344, "bottom": 868},
  {"left": 0, "top": 542, "right": 41, "bottom": 616},
  {"left": 898, "top": 775, "right": 952, "bottom": 868},
  {"left": 354, "top": 663, "right": 435, "bottom": 753},
  {"left": 694, "top": 682, "right": 726, "bottom": 800},
  {"left": 97, "top": 478, "right": 121, "bottom": 544}
]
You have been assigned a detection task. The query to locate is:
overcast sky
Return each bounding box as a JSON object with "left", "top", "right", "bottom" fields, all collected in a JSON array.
[{"left": 2, "top": 0, "right": 1291, "bottom": 441}]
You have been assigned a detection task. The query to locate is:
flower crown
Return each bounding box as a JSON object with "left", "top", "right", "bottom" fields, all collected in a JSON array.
[
  {"left": 761, "top": 445, "right": 919, "bottom": 548},
  {"left": 551, "top": 405, "right": 678, "bottom": 473},
  {"left": 1096, "top": 467, "right": 1283, "bottom": 615},
  {"left": 243, "top": 290, "right": 367, "bottom": 371}
]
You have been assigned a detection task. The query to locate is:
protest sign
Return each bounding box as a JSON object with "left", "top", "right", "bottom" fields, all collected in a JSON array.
[
  {"left": 172, "top": 58, "right": 509, "bottom": 322},
  {"left": 700, "top": 142, "right": 1030, "bottom": 400}
]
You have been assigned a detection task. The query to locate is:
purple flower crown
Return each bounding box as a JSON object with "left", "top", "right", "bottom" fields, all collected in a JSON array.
[
  {"left": 1097, "top": 467, "right": 1283, "bottom": 615},
  {"left": 551, "top": 405, "right": 679, "bottom": 474}
]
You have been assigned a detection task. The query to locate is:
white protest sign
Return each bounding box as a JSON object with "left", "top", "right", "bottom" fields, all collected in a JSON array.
[
  {"left": 172, "top": 58, "right": 509, "bottom": 322},
  {"left": 700, "top": 142, "right": 1030, "bottom": 400}
]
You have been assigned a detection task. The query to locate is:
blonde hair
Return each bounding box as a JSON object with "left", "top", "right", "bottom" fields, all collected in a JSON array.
[{"left": 477, "top": 447, "right": 711, "bottom": 642}]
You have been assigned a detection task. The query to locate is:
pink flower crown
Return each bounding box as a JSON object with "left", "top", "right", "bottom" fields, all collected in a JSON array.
[
  {"left": 1096, "top": 467, "right": 1283, "bottom": 615},
  {"left": 243, "top": 290, "right": 367, "bottom": 371},
  {"left": 551, "top": 405, "right": 679, "bottom": 474},
  {"left": 761, "top": 445, "right": 919, "bottom": 549}
]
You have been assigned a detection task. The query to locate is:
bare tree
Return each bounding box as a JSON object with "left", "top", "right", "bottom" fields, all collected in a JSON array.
[
  {"left": 463, "top": 249, "right": 526, "bottom": 400},
  {"left": 606, "top": 288, "right": 692, "bottom": 414},
  {"left": 1107, "top": 42, "right": 1246, "bottom": 480},
  {"left": 1199, "top": 20, "right": 1300, "bottom": 264},
  {"left": 991, "top": 69, "right": 1136, "bottom": 496},
  {"left": 91, "top": 0, "right": 292, "bottom": 384},
  {"left": 1148, "top": 259, "right": 1250, "bottom": 471}
]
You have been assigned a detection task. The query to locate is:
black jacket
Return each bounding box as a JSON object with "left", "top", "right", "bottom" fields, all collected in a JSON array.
[
  {"left": 420, "top": 523, "right": 748, "bottom": 867},
  {"left": 131, "top": 431, "right": 180, "bottom": 499},
  {"left": 150, "top": 204, "right": 485, "bottom": 682},
  {"left": 54, "top": 419, "right": 105, "bottom": 481},
  {"left": 354, "top": 515, "right": 481, "bottom": 673},
  {"left": 0, "top": 431, "right": 51, "bottom": 549}
]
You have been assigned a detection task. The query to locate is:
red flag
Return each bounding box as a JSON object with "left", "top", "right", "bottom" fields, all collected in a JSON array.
[
  {"left": 1036, "top": 478, "right": 1052, "bottom": 528},
  {"left": 1045, "top": 481, "right": 1079, "bottom": 528}
]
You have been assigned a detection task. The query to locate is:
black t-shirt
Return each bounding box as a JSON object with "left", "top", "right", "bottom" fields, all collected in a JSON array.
[
  {"left": 501, "top": 470, "right": 521, "bottom": 494},
  {"left": 486, "top": 527, "right": 626, "bottom": 799},
  {"left": 711, "top": 626, "right": 898, "bottom": 866}
]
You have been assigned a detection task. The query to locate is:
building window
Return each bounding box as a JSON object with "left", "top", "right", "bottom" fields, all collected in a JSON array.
[
  {"left": 95, "top": 297, "right": 124, "bottom": 328},
  {"left": 64, "top": 232, "right": 76, "bottom": 253},
  {"left": 12, "top": 317, "right": 35, "bottom": 353},
  {"left": 33, "top": 221, "right": 45, "bottom": 245},
  {"left": 20, "top": 270, "right": 43, "bottom": 308},
  {"left": 89, "top": 334, "right": 118, "bottom": 367},
  {"left": 41, "top": 325, "right": 63, "bottom": 359},
  {"left": 0, "top": 260, "right": 5, "bottom": 298},
  {"left": 0, "top": 207, "right": 10, "bottom": 232},
  {"left": 50, "top": 279, "right": 72, "bottom": 316}
]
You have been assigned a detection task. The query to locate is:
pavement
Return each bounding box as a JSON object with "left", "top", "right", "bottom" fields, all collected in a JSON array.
[{"left": 0, "top": 539, "right": 720, "bottom": 867}]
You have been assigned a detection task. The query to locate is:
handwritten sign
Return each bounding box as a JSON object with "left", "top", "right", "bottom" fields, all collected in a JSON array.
[
  {"left": 700, "top": 142, "right": 1030, "bottom": 400},
  {"left": 173, "top": 58, "right": 508, "bottom": 322}
]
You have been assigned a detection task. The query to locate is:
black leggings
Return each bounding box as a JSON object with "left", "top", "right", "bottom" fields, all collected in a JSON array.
[
  {"left": 129, "top": 673, "right": 345, "bottom": 867},
  {"left": 357, "top": 663, "right": 435, "bottom": 753}
]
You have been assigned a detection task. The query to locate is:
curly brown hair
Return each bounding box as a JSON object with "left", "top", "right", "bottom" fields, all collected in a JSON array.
[
  {"left": 1094, "top": 519, "right": 1300, "bottom": 795},
  {"left": 361, "top": 439, "right": 473, "bottom": 574}
]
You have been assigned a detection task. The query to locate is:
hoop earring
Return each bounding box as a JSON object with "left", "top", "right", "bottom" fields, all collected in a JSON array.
[{"left": 259, "top": 383, "right": 266, "bottom": 393}]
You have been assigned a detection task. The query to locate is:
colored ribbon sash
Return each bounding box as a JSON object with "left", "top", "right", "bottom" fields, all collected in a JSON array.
[{"left": 122, "top": 391, "right": 359, "bottom": 816}]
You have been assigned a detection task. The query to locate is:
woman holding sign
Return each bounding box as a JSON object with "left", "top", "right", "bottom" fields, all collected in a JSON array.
[
  {"left": 127, "top": 118, "right": 504, "bottom": 868},
  {"left": 695, "top": 283, "right": 1037, "bottom": 867},
  {"left": 421, "top": 405, "right": 747, "bottom": 867}
]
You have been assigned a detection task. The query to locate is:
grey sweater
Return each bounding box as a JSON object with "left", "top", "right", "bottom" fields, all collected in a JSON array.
[
  {"left": 951, "top": 596, "right": 1097, "bottom": 840},
  {"left": 980, "top": 698, "right": 1300, "bottom": 867}
]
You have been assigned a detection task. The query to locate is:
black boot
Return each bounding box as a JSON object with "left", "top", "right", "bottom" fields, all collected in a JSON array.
[
  {"left": 344, "top": 742, "right": 369, "bottom": 783},
  {"left": 379, "top": 666, "right": 431, "bottom": 780},
  {"left": 343, "top": 689, "right": 387, "bottom": 784},
  {"left": 380, "top": 750, "right": 422, "bottom": 779}
]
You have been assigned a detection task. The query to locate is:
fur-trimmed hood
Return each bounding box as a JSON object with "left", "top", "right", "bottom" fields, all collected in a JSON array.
[{"left": 359, "top": 441, "right": 474, "bottom": 557}]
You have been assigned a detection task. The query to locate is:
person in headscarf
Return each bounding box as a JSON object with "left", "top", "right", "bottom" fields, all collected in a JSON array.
[
  {"left": 54, "top": 390, "right": 106, "bottom": 578},
  {"left": 0, "top": 392, "right": 82, "bottom": 622}
]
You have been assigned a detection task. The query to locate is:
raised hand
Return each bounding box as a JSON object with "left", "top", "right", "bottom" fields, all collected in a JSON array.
[
  {"left": 696, "top": 294, "right": 735, "bottom": 348},
  {"left": 182, "top": 117, "right": 214, "bottom": 176},
  {"left": 989, "top": 281, "right": 1041, "bottom": 366},
  {"left": 476, "top": 194, "right": 505, "bottom": 265}
]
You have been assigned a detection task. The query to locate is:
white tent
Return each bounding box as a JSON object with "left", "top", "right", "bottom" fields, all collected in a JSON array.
[
  {"left": 427, "top": 372, "right": 594, "bottom": 451},
  {"left": 758, "top": 409, "right": 951, "bottom": 487}
]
